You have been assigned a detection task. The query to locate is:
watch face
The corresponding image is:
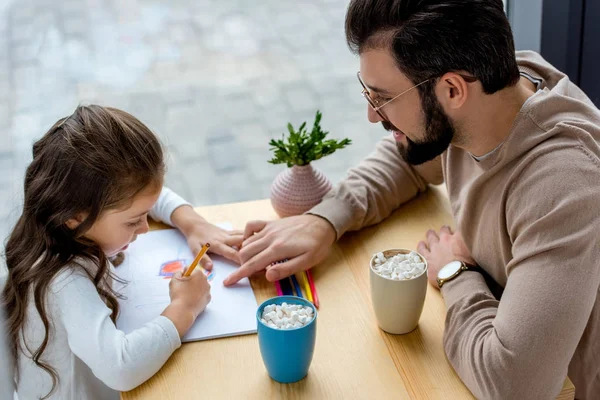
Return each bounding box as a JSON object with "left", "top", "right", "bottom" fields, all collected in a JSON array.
[{"left": 438, "top": 261, "right": 463, "bottom": 280}]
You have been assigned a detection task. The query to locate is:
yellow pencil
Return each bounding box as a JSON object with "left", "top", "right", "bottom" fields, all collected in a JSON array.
[
  {"left": 301, "top": 271, "right": 313, "bottom": 303},
  {"left": 183, "top": 243, "right": 210, "bottom": 277}
]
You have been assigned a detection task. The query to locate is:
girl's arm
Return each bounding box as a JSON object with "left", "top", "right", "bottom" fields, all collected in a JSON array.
[
  {"left": 51, "top": 270, "right": 181, "bottom": 392},
  {"left": 0, "top": 310, "right": 12, "bottom": 398},
  {"left": 147, "top": 186, "right": 191, "bottom": 227},
  {"left": 149, "top": 187, "right": 244, "bottom": 267}
]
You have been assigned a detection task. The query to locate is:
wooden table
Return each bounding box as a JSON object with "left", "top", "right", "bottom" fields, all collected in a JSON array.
[{"left": 123, "top": 185, "right": 575, "bottom": 399}]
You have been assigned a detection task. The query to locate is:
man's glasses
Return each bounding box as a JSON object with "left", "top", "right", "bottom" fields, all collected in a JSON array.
[{"left": 357, "top": 71, "right": 477, "bottom": 120}]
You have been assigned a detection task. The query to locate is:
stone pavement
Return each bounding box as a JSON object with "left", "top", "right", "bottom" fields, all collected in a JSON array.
[{"left": 0, "top": 0, "right": 387, "bottom": 262}]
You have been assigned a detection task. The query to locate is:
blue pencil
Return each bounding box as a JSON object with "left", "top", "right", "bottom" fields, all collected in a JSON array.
[{"left": 290, "top": 275, "right": 303, "bottom": 298}]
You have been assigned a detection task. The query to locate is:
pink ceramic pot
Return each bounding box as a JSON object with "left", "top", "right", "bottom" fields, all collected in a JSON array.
[{"left": 270, "top": 164, "right": 332, "bottom": 217}]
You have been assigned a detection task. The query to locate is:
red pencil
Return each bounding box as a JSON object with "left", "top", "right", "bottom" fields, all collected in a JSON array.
[
  {"left": 305, "top": 269, "right": 319, "bottom": 309},
  {"left": 274, "top": 280, "right": 283, "bottom": 296}
]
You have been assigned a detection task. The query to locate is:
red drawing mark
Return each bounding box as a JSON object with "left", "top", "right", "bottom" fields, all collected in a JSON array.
[{"left": 159, "top": 260, "right": 185, "bottom": 278}]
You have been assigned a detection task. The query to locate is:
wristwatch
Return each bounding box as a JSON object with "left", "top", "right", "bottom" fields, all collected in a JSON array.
[{"left": 436, "top": 261, "right": 478, "bottom": 288}]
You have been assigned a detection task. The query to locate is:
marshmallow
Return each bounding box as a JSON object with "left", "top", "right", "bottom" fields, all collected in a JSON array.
[
  {"left": 264, "top": 311, "right": 276, "bottom": 321},
  {"left": 264, "top": 304, "right": 276, "bottom": 313},
  {"left": 261, "top": 304, "right": 315, "bottom": 330},
  {"left": 372, "top": 251, "right": 426, "bottom": 281}
]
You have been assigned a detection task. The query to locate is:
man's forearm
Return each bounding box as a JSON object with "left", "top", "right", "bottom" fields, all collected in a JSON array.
[{"left": 309, "top": 135, "right": 442, "bottom": 239}]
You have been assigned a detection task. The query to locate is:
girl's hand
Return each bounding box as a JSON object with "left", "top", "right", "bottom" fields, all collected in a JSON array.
[
  {"left": 162, "top": 270, "right": 211, "bottom": 337},
  {"left": 171, "top": 206, "right": 244, "bottom": 269},
  {"left": 184, "top": 221, "right": 244, "bottom": 268},
  {"left": 169, "top": 270, "right": 211, "bottom": 315}
]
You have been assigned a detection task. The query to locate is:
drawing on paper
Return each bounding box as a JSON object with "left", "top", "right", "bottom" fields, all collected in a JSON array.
[
  {"left": 159, "top": 258, "right": 215, "bottom": 282},
  {"left": 115, "top": 228, "right": 258, "bottom": 342},
  {"left": 159, "top": 259, "right": 185, "bottom": 277}
]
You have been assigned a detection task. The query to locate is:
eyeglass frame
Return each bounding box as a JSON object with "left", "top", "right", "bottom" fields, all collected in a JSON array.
[{"left": 357, "top": 71, "right": 478, "bottom": 120}]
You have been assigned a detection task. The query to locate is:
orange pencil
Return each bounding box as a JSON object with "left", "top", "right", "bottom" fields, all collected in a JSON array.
[{"left": 183, "top": 243, "right": 210, "bottom": 277}]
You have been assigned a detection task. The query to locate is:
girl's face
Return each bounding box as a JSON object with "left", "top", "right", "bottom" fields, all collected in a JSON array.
[{"left": 84, "top": 186, "right": 161, "bottom": 257}]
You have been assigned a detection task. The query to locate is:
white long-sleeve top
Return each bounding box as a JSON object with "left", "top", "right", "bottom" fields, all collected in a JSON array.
[
  {"left": 16, "top": 187, "right": 190, "bottom": 400},
  {"left": 1, "top": 312, "right": 12, "bottom": 400}
]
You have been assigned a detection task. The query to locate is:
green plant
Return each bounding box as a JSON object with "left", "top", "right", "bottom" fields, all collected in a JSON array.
[{"left": 268, "top": 110, "right": 352, "bottom": 167}]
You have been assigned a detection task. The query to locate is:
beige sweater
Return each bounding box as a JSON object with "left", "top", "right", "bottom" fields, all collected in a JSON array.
[{"left": 310, "top": 51, "right": 600, "bottom": 400}]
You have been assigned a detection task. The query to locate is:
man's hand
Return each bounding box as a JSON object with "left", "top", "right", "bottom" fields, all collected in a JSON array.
[
  {"left": 223, "top": 215, "right": 336, "bottom": 286},
  {"left": 417, "top": 226, "right": 476, "bottom": 289},
  {"left": 171, "top": 205, "right": 244, "bottom": 270}
]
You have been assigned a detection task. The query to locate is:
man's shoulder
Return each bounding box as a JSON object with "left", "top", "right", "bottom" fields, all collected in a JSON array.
[
  {"left": 503, "top": 143, "right": 600, "bottom": 246},
  {"left": 521, "top": 111, "right": 600, "bottom": 164},
  {"left": 507, "top": 139, "right": 600, "bottom": 213},
  {"left": 513, "top": 90, "right": 600, "bottom": 176},
  {"left": 526, "top": 90, "right": 600, "bottom": 134},
  {"left": 515, "top": 50, "right": 551, "bottom": 68}
]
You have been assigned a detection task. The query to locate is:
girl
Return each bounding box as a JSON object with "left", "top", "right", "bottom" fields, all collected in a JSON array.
[{"left": 2, "top": 105, "right": 243, "bottom": 399}]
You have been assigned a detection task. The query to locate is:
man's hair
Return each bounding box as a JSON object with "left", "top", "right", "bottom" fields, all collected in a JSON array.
[{"left": 345, "top": 0, "right": 520, "bottom": 94}]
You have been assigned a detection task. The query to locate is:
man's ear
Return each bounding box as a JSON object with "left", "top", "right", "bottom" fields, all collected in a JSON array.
[
  {"left": 65, "top": 214, "right": 85, "bottom": 230},
  {"left": 435, "top": 72, "right": 470, "bottom": 111}
]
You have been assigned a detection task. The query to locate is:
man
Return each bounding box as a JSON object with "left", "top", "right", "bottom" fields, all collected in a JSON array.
[{"left": 224, "top": 1, "right": 600, "bottom": 398}]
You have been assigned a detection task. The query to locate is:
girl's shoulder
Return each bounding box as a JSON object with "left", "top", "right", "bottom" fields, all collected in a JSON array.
[{"left": 49, "top": 258, "right": 100, "bottom": 295}]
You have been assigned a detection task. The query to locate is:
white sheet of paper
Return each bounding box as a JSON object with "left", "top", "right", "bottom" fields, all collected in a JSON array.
[{"left": 115, "top": 225, "right": 258, "bottom": 342}]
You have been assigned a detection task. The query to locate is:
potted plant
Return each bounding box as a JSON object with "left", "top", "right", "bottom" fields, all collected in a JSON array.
[{"left": 268, "top": 110, "right": 352, "bottom": 217}]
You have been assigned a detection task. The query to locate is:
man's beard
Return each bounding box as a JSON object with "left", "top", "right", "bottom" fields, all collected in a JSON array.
[{"left": 384, "top": 92, "right": 455, "bottom": 165}]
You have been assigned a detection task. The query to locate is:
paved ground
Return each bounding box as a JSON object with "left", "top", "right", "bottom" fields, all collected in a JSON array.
[{"left": 0, "top": 0, "right": 387, "bottom": 267}]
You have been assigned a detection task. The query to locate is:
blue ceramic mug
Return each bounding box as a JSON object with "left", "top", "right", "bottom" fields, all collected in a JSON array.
[{"left": 256, "top": 296, "right": 317, "bottom": 383}]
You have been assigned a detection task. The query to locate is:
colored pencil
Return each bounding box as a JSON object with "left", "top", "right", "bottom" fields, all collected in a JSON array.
[
  {"left": 183, "top": 243, "right": 210, "bottom": 277},
  {"left": 271, "top": 259, "right": 289, "bottom": 295},
  {"left": 290, "top": 275, "right": 303, "bottom": 298},
  {"left": 274, "top": 280, "right": 283, "bottom": 296},
  {"left": 279, "top": 277, "right": 294, "bottom": 296},
  {"left": 301, "top": 271, "right": 314, "bottom": 303},
  {"left": 306, "top": 269, "right": 319, "bottom": 309}
]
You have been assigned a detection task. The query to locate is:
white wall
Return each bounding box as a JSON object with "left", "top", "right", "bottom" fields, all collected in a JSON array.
[{"left": 507, "top": 0, "right": 543, "bottom": 52}]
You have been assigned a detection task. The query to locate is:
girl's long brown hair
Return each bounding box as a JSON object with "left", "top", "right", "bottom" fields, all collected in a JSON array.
[{"left": 2, "top": 105, "right": 164, "bottom": 398}]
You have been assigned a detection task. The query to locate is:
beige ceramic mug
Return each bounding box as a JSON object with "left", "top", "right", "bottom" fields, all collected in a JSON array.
[{"left": 369, "top": 249, "right": 428, "bottom": 334}]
